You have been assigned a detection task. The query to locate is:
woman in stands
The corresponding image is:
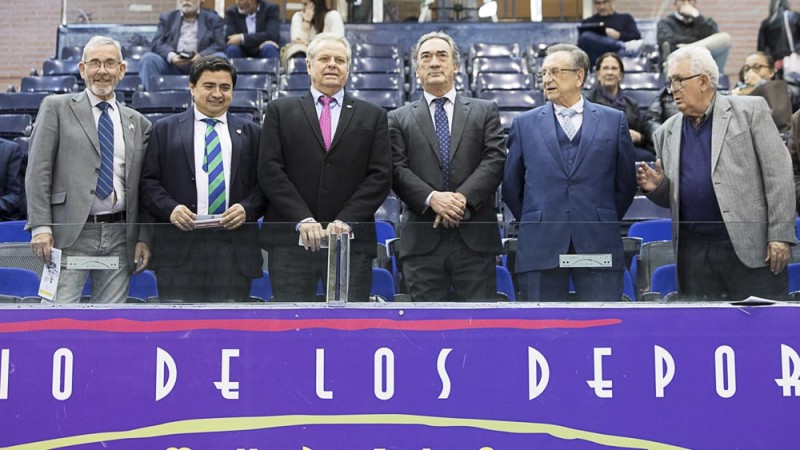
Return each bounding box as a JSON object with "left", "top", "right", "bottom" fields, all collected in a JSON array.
[
  {"left": 757, "top": 0, "right": 800, "bottom": 74},
  {"left": 281, "top": 0, "right": 345, "bottom": 68},
  {"left": 584, "top": 52, "right": 654, "bottom": 162},
  {"left": 732, "top": 51, "right": 793, "bottom": 134}
]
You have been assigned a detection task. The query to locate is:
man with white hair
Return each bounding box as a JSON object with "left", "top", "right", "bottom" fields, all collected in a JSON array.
[{"left": 637, "top": 45, "right": 796, "bottom": 301}]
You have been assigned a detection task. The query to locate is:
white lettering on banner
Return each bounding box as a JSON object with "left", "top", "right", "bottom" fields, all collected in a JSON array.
[
  {"left": 715, "top": 345, "right": 736, "bottom": 398},
  {"left": 528, "top": 347, "right": 550, "bottom": 400},
  {"left": 437, "top": 348, "right": 453, "bottom": 399},
  {"left": 316, "top": 348, "right": 333, "bottom": 400},
  {"left": 654, "top": 345, "right": 675, "bottom": 398},
  {"left": 52, "top": 348, "right": 73, "bottom": 401},
  {"left": 374, "top": 347, "right": 395, "bottom": 401},
  {"left": 775, "top": 344, "right": 800, "bottom": 396},
  {"left": 587, "top": 347, "right": 613, "bottom": 398},
  {"left": 214, "top": 349, "right": 240, "bottom": 400},
  {"left": 156, "top": 347, "right": 177, "bottom": 401},
  {"left": 0, "top": 349, "right": 8, "bottom": 399}
]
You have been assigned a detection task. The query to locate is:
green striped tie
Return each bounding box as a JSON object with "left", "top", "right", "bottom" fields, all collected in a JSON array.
[{"left": 202, "top": 118, "right": 226, "bottom": 215}]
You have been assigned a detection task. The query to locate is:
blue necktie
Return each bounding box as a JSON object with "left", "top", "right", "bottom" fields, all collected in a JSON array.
[
  {"left": 433, "top": 97, "right": 451, "bottom": 191},
  {"left": 203, "top": 118, "right": 226, "bottom": 215},
  {"left": 95, "top": 101, "right": 114, "bottom": 199}
]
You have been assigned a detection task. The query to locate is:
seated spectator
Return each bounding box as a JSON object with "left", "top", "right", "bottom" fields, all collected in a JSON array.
[
  {"left": 139, "top": 0, "right": 226, "bottom": 91},
  {"left": 732, "top": 51, "right": 792, "bottom": 133},
  {"left": 644, "top": 87, "right": 679, "bottom": 140},
  {"left": 281, "top": 0, "right": 344, "bottom": 68},
  {"left": 657, "top": 0, "right": 732, "bottom": 72},
  {"left": 758, "top": 0, "right": 800, "bottom": 71},
  {"left": 225, "top": 0, "right": 280, "bottom": 60},
  {"left": 577, "top": 0, "right": 642, "bottom": 66},
  {"left": 0, "top": 138, "right": 24, "bottom": 221},
  {"left": 585, "top": 52, "right": 654, "bottom": 161}
]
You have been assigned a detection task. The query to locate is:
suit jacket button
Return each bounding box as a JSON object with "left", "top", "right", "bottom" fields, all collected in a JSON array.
[
  {"left": 90, "top": 190, "right": 95, "bottom": 195},
  {"left": 191, "top": 177, "right": 195, "bottom": 182},
  {"left": 95, "top": 168, "right": 100, "bottom": 173}
]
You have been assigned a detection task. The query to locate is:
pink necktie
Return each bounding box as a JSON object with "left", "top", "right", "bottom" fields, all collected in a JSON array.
[{"left": 319, "top": 96, "right": 332, "bottom": 151}]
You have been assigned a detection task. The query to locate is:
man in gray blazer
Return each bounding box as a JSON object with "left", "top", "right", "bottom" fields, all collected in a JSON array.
[
  {"left": 637, "top": 45, "right": 795, "bottom": 301},
  {"left": 389, "top": 32, "right": 506, "bottom": 302},
  {"left": 26, "top": 36, "right": 152, "bottom": 303}
]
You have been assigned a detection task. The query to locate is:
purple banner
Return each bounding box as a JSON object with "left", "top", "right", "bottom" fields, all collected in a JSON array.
[{"left": 0, "top": 306, "right": 799, "bottom": 449}]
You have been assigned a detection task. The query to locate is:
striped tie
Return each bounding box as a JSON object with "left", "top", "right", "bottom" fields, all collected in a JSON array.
[
  {"left": 95, "top": 101, "right": 114, "bottom": 199},
  {"left": 202, "top": 118, "right": 226, "bottom": 215}
]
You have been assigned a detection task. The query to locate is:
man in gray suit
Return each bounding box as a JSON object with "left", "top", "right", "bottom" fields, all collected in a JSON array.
[
  {"left": 26, "top": 36, "right": 152, "bottom": 303},
  {"left": 637, "top": 45, "right": 795, "bottom": 301},
  {"left": 389, "top": 32, "right": 506, "bottom": 302}
]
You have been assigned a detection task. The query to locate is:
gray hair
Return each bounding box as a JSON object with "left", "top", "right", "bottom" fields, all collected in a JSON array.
[
  {"left": 412, "top": 31, "right": 461, "bottom": 70},
  {"left": 308, "top": 32, "right": 352, "bottom": 65},
  {"left": 666, "top": 45, "right": 719, "bottom": 89},
  {"left": 545, "top": 43, "right": 589, "bottom": 86},
  {"left": 82, "top": 35, "right": 123, "bottom": 62}
]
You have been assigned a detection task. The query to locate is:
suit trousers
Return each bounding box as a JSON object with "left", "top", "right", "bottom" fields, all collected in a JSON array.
[
  {"left": 403, "top": 230, "right": 497, "bottom": 302},
  {"left": 677, "top": 233, "right": 788, "bottom": 301},
  {"left": 48, "top": 223, "right": 130, "bottom": 304},
  {"left": 155, "top": 228, "right": 253, "bottom": 303},
  {"left": 268, "top": 245, "right": 372, "bottom": 302},
  {"left": 518, "top": 267, "right": 623, "bottom": 302}
]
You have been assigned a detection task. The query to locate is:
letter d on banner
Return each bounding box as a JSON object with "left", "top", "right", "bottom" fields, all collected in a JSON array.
[
  {"left": 528, "top": 347, "right": 550, "bottom": 400},
  {"left": 156, "top": 347, "right": 177, "bottom": 401}
]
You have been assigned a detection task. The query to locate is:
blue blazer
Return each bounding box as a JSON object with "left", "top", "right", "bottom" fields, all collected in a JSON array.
[
  {"left": 150, "top": 8, "right": 226, "bottom": 59},
  {"left": 502, "top": 99, "right": 635, "bottom": 272}
]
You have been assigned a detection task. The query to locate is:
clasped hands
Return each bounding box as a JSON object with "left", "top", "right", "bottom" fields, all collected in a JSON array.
[
  {"left": 170, "top": 204, "right": 247, "bottom": 231},
  {"left": 430, "top": 191, "right": 467, "bottom": 229},
  {"left": 299, "top": 219, "right": 351, "bottom": 251}
]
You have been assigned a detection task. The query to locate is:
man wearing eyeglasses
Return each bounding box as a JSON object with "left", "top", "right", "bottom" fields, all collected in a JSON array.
[
  {"left": 637, "top": 46, "right": 795, "bottom": 301},
  {"left": 577, "top": 0, "right": 643, "bottom": 66},
  {"left": 503, "top": 44, "right": 636, "bottom": 302},
  {"left": 25, "top": 36, "right": 152, "bottom": 303},
  {"left": 657, "top": 0, "right": 731, "bottom": 72}
]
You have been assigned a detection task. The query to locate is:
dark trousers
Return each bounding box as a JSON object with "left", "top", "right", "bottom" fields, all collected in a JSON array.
[
  {"left": 577, "top": 31, "right": 624, "bottom": 66},
  {"left": 677, "top": 235, "right": 788, "bottom": 301},
  {"left": 268, "top": 245, "right": 373, "bottom": 302},
  {"left": 402, "top": 231, "right": 497, "bottom": 302},
  {"left": 156, "top": 230, "right": 253, "bottom": 303},
  {"left": 518, "top": 267, "right": 623, "bottom": 302}
]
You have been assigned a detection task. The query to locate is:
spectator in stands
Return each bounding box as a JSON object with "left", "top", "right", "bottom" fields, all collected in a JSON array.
[
  {"left": 503, "top": 44, "right": 635, "bottom": 302},
  {"left": 139, "top": 0, "right": 226, "bottom": 91},
  {"left": 388, "top": 32, "right": 506, "bottom": 302},
  {"left": 644, "top": 87, "right": 679, "bottom": 137},
  {"left": 787, "top": 110, "right": 800, "bottom": 214},
  {"left": 758, "top": 0, "right": 800, "bottom": 69},
  {"left": 25, "top": 35, "right": 152, "bottom": 303},
  {"left": 259, "top": 33, "right": 391, "bottom": 302},
  {"left": 224, "top": 0, "right": 280, "bottom": 60},
  {"left": 637, "top": 46, "right": 795, "bottom": 301},
  {"left": 281, "top": 0, "right": 344, "bottom": 68},
  {"left": 585, "top": 52, "right": 654, "bottom": 161},
  {"left": 140, "top": 57, "right": 266, "bottom": 303},
  {"left": 657, "top": 0, "right": 732, "bottom": 72},
  {"left": 577, "top": 0, "right": 642, "bottom": 66},
  {"left": 731, "top": 51, "right": 792, "bottom": 133},
  {"left": 0, "top": 138, "right": 24, "bottom": 221}
]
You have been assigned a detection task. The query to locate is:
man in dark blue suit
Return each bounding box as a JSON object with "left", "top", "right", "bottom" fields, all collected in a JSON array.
[
  {"left": 140, "top": 57, "right": 266, "bottom": 302},
  {"left": 139, "top": 0, "right": 226, "bottom": 91},
  {"left": 503, "top": 44, "right": 635, "bottom": 302},
  {"left": 224, "top": 0, "right": 280, "bottom": 59},
  {"left": 0, "top": 138, "right": 24, "bottom": 221}
]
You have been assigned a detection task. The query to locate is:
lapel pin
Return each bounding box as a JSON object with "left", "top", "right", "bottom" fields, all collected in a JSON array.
[
  {"left": 128, "top": 124, "right": 134, "bottom": 130},
  {"left": 346, "top": 104, "right": 353, "bottom": 109},
  {"left": 236, "top": 129, "right": 242, "bottom": 134}
]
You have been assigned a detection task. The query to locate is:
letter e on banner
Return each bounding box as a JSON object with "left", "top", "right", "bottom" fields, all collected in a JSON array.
[
  {"left": 214, "top": 349, "right": 240, "bottom": 400},
  {"left": 586, "top": 347, "right": 613, "bottom": 398},
  {"left": 156, "top": 347, "right": 177, "bottom": 401},
  {"left": 775, "top": 344, "right": 800, "bottom": 397}
]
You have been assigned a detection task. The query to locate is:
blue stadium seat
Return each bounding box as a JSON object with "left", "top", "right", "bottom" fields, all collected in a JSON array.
[
  {"left": 371, "top": 267, "right": 395, "bottom": 301},
  {"left": 286, "top": 57, "right": 308, "bottom": 74},
  {"left": 20, "top": 75, "right": 78, "bottom": 94},
  {"left": 42, "top": 59, "right": 80, "bottom": 77},
  {"left": 351, "top": 57, "right": 403, "bottom": 74},
  {"left": 59, "top": 46, "right": 83, "bottom": 60},
  {"left": 130, "top": 270, "right": 158, "bottom": 300},
  {"left": 468, "top": 42, "right": 520, "bottom": 60},
  {"left": 347, "top": 73, "right": 403, "bottom": 91},
  {"left": 0, "top": 221, "right": 29, "bottom": 243},
  {"left": 649, "top": 263, "right": 676, "bottom": 298},
  {"left": 620, "top": 72, "right": 662, "bottom": 90},
  {"left": 354, "top": 43, "right": 401, "bottom": 59},
  {"left": 375, "top": 220, "right": 396, "bottom": 245},
  {"left": 496, "top": 265, "right": 516, "bottom": 301},
  {"left": 628, "top": 218, "right": 672, "bottom": 243},
  {"left": 231, "top": 57, "right": 280, "bottom": 80},
  {"left": 625, "top": 89, "right": 660, "bottom": 109},
  {"left": 250, "top": 271, "right": 273, "bottom": 301},
  {"left": 348, "top": 90, "right": 404, "bottom": 110},
  {"left": 0, "top": 267, "right": 40, "bottom": 297},
  {"left": 498, "top": 110, "right": 522, "bottom": 132},
  {"left": 280, "top": 73, "right": 311, "bottom": 91},
  {"left": 0, "top": 92, "right": 51, "bottom": 117},
  {"left": 115, "top": 75, "right": 142, "bottom": 103},
  {"left": 474, "top": 73, "right": 532, "bottom": 95},
  {"left": 478, "top": 89, "right": 543, "bottom": 110},
  {"left": 148, "top": 75, "right": 190, "bottom": 92},
  {"left": 121, "top": 45, "right": 149, "bottom": 61},
  {"left": 131, "top": 91, "right": 192, "bottom": 114},
  {"left": 235, "top": 74, "right": 273, "bottom": 93},
  {"left": 0, "top": 114, "right": 33, "bottom": 139},
  {"left": 623, "top": 269, "right": 636, "bottom": 301}
]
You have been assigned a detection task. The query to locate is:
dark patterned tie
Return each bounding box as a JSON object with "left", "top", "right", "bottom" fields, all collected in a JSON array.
[
  {"left": 319, "top": 95, "right": 333, "bottom": 151},
  {"left": 433, "top": 97, "right": 451, "bottom": 191},
  {"left": 202, "top": 118, "right": 226, "bottom": 215},
  {"left": 95, "top": 101, "right": 114, "bottom": 199}
]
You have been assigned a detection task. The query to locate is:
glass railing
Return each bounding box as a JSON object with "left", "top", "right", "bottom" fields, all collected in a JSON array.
[{"left": 2, "top": 217, "right": 797, "bottom": 305}]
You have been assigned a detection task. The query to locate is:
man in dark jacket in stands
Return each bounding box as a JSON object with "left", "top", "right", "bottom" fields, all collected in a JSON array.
[
  {"left": 577, "top": 0, "right": 642, "bottom": 66},
  {"left": 0, "top": 138, "right": 24, "bottom": 221},
  {"left": 225, "top": 0, "right": 281, "bottom": 59},
  {"left": 657, "top": 0, "right": 731, "bottom": 72}
]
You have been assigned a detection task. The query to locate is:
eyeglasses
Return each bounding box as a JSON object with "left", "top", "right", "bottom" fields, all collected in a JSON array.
[
  {"left": 83, "top": 59, "right": 121, "bottom": 70},
  {"left": 742, "top": 64, "right": 770, "bottom": 72},
  {"left": 537, "top": 67, "right": 580, "bottom": 79},
  {"left": 665, "top": 73, "right": 702, "bottom": 93}
]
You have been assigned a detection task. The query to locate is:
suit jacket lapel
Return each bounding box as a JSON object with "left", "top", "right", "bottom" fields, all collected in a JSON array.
[
  {"left": 330, "top": 94, "right": 355, "bottom": 151},
  {"left": 541, "top": 103, "right": 569, "bottom": 175},
  {"left": 572, "top": 100, "right": 599, "bottom": 174},
  {"left": 301, "top": 92, "right": 326, "bottom": 151},
  {"left": 228, "top": 115, "right": 242, "bottom": 183},
  {"left": 710, "top": 95, "right": 732, "bottom": 172},
  {"left": 411, "top": 99, "right": 441, "bottom": 163},
  {"left": 197, "top": 13, "right": 208, "bottom": 46},
  {"left": 117, "top": 102, "right": 135, "bottom": 181},
  {"left": 178, "top": 110, "right": 196, "bottom": 174},
  {"left": 450, "top": 95, "right": 470, "bottom": 161},
  {"left": 70, "top": 91, "right": 100, "bottom": 155}
]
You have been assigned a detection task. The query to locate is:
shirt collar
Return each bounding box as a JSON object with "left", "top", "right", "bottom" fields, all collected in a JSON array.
[
  {"left": 684, "top": 93, "right": 716, "bottom": 128},
  {"left": 194, "top": 107, "right": 228, "bottom": 125},
  {"left": 86, "top": 89, "right": 116, "bottom": 111},
  {"left": 552, "top": 95, "right": 585, "bottom": 114},
  {"left": 310, "top": 86, "right": 345, "bottom": 107},
  {"left": 238, "top": 4, "right": 259, "bottom": 15},
  {"left": 423, "top": 87, "right": 457, "bottom": 107}
]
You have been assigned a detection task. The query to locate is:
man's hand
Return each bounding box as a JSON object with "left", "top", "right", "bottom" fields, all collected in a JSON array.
[
  {"left": 765, "top": 241, "right": 791, "bottom": 275},
  {"left": 678, "top": 3, "right": 699, "bottom": 19},
  {"left": 299, "top": 220, "right": 325, "bottom": 251},
  {"left": 629, "top": 129, "right": 642, "bottom": 144},
  {"left": 636, "top": 159, "right": 664, "bottom": 192},
  {"left": 227, "top": 34, "right": 244, "bottom": 46},
  {"left": 133, "top": 242, "right": 151, "bottom": 274},
  {"left": 170, "top": 205, "right": 197, "bottom": 231},
  {"left": 220, "top": 203, "right": 246, "bottom": 230},
  {"left": 605, "top": 27, "right": 621, "bottom": 40},
  {"left": 325, "top": 220, "right": 352, "bottom": 237},
  {"left": 429, "top": 191, "right": 466, "bottom": 228},
  {"left": 171, "top": 55, "right": 193, "bottom": 67},
  {"left": 31, "top": 233, "right": 54, "bottom": 265}
]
